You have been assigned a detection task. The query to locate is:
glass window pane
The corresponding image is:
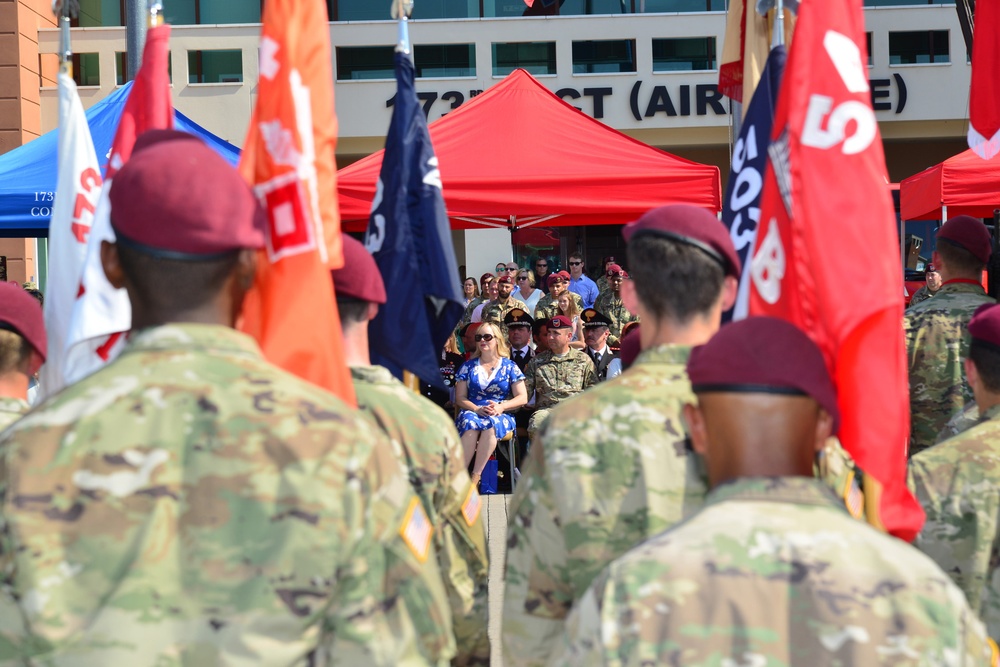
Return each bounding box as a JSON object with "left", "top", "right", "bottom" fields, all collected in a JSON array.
[
  {"left": 201, "top": 2, "right": 262, "bottom": 23},
  {"left": 77, "top": 0, "right": 122, "bottom": 26},
  {"left": 559, "top": 0, "right": 629, "bottom": 15},
  {"left": 572, "top": 40, "right": 636, "bottom": 74},
  {"left": 336, "top": 46, "right": 395, "bottom": 80},
  {"left": 73, "top": 53, "right": 100, "bottom": 86},
  {"left": 414, "top": 44, "right": 476, "bottom": 78},
  {"left": 164, "top": 0, "right": 197, "bottom": 25},
  {"left": 652, "top": 37, "right": 716, "bottom": 71},
  {"left": 116, "top": 52, "right": 172, "bottom": 85},
  {"left": 188, "top": 50, "right": 242, "bottom": 84},
  {"left": 888, "top": 30, "right": 949, "bottom": 65},
  {"left": 492, "top": 42, "right": 557, "bottom": 76},
  {"left": 640, "top": 0, "right": 710, "bottom": 11},
  {"left": 866, "top": 32, "right": 873, "bottom": 67}
]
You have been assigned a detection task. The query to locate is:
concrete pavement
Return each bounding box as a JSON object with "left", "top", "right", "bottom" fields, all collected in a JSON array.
[{"left": 485, "top": 492, "right": 511, "bottom": 666}]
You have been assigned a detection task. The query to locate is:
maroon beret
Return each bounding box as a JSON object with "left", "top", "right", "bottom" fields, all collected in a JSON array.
[
  {"left": 687, "top": 317, "right": 839, "bottom": 431},
  {"left": 0, "top": 283, "right": 46, "bottom": 362},
  {"left": 969, "top": 303, "right": 1000, "bottom": 350},
  {"left": 331, "top": 234, "right": 386, "bottom": 304},
  {"left": 547, "top": 273, "right": 566, "bottom": 287},
  {"left": 602, "top": 255, "right": 616, "bottom": 265},
  {"left": 109, "top": 130, "right": 265, "bottom": 259},
  {"left": 619, "top": 324, "right": 641, "bottom": 370},
  {"left": 606, "top": 263, "right": 626, "bottom": 278},
  {"left": 937, "top": 215, "right": 992, "bottom": 265},
  {"left": 497, "top": 275, "right": 513, "bottom": 285},
  {"left": 479, "top": 272, "right": 494, "bottom": 284},
  {"left": 549, "top": 315, "right": 572, "bottom": 329},
  {"left": 623, "top": 204, "right": 740, "bottom": 279}
]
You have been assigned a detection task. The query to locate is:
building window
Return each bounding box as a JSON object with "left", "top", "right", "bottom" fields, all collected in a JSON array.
[
  {"left": 115, "top": 52, "right": 173, "bottom": 85},
  {"left": 863, "top": 0, "right": 952, "bottom": 5},
  {"left": 336, "top": 45, "right": 476, "bottom": 80},
  {"left": 652, "top": 37, "right": 716, "bottom": 72},
  {"left": 165, "top": 0, "right": 262, "bottom": 24},
  {"left": 72, "top": 53, "right": 101, "bottom": 87},
  {"left": 888, "top": 30, "right": 949, "bottom": 64},
  {"left": 331, "top": 0, "right": 477, "bottom": 20},
  {"left": 572, "top": 40, "right": 637, "bottom": 74},
  {"left": 492, "top": 42, "right": 557, "bottom": 76},
  {"left": 414, "top": 45, "right": 476, "bottom": 78},
  {"left": 559, "top": 0, "right": 630, "bottom": 15},
  {"left": 188, "top": 50, "right": 242, "bottom": 84},
  {"left": 865, "top": 32, "right": 873, "bottom": 67},
  {"left": 639, "top": 0, "right": 725, "bottom": 11}
]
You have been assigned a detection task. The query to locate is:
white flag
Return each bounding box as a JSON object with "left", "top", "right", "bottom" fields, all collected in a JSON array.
[{"left": 39, "top": 72, "right": 104, "bottom": 398}]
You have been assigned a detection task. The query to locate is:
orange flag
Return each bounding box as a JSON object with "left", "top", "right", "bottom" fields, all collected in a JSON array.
[{"left": 239, "top": 0, "right": 354, "bottom": 404}]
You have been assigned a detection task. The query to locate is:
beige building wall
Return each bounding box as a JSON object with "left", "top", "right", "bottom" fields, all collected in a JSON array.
[
  {"left": 0, "top": 238, "right": 36, "bottom": 283},
  {"left": 0, "top": 0, "right": 57, "bottom": 156}
]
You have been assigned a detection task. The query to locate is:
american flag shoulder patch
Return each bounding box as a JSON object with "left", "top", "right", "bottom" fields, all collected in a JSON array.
[
  {"left": 400, "top": 496, "right": 433, "bottom": 562},
  {"left": 462, "top": 483, "right": 482, "bottom": 527},
  {"left": 843, "top": 470, "right": 865, "bottom": 520}
]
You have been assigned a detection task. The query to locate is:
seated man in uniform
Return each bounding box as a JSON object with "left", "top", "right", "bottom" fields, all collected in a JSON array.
[
  {"left": 553, "top": 317, "right": 993, "bottom": 666},
  {"left": 580, "top": 308, "right": 619, "bottom": 382},
  {"left": 522, "top": 316, "right": 596, "bottom": 440},
  {"left": 0, "top": 131, "right": 454, "bottom": 666},
  {"left": 0, "top": 283, "right": 45, "bottom": 429}
]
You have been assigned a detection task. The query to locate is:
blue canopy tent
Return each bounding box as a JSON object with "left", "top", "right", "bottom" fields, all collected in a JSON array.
[{"left": 0, "top": 82, "right": 241, "bottom": 237}]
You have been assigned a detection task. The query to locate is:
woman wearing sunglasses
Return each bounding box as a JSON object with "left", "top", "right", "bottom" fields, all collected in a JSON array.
[
  {"left": 454, "top": 322, "right": 528, "bottom": 488},
  {"left": 513, "top": 270, "right": 544, "bottom": 314}
]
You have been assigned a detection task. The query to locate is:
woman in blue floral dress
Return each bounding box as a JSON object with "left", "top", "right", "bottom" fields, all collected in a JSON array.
[{"left": 455, "top": 322, "right": 528, "bottom": 487}]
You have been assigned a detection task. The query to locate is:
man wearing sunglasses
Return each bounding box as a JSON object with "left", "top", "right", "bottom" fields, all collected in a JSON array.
[
  {"left": 594, "top": 264, "right": 639, "bottom": 347},
  {"left": 594, "top": 255, "right": 617, "bottom": 296},
  {"left": 534, "top": 258, "right": 551, "bottom": 295},
  {"left": 566, "top": 252, "right": 599, "bottom": 309}
]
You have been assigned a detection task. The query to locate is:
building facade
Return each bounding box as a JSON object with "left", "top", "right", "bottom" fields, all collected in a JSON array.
[{"left": 5, "top": 0, "right": 974, "bottom": 281}]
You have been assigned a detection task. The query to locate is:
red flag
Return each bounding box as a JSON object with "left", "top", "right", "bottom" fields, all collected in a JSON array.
[
  {"left": 749, "top": 0, "right": 923, "bottom": 540},
  {"left": 64, "top": 24, "right": 173, "bottom": 387},
  {"left": 968, "top": 0, "right": 1000, "bottom": 159},
  {"left": 239, "top": 0, "right": 354, "bottom": 404}
]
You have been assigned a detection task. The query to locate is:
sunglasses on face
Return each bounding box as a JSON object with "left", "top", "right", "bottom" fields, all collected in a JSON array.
[
  {"left": 569, "top": 261, "right": 583, "bottom": 266},
  {"left": 536, "top": 263, "right": 547, "bottom": 267},
  {"left": 517, "top": 275, "right": 529, "bottom": 281},
  {"left": 475, "top": 334, "right": 495, "bottom": 342}
]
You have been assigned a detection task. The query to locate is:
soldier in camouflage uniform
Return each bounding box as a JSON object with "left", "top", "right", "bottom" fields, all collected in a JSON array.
[
  {"left": 334, "top": 234, "right": 491, "bottom": 665},
  {"left": 552, "top": 317, "right": 993, "bottom": 666},
  {"left": 0, "top": 132, "right": 454, "bottom": 666},
  {"left": 533, "top": 272, "right": 582, "bottom": 321},
  {"left": 905, "top": 215, "right": 995, "bottom": 456},
  {"left": 503, "top": 205, "right": 739, "bottom": 667},
  {"left": 592, "top": 264, "right": 638, "bottom": 346},
  {"left": 593, "top": 255, "right": 616, "bottom": 296},
  {"left": 481, "top": 275, "right": 520, "bottom": 336},
  {"left": 0, "top": 283, "right": 45, "bottom": 430},
  {"left": 907, "top": 264, "right": 942, "bottom": 309},
  {"left": 521, "top": 316, "right": 596, "bottom": 440},
  {"left": 910, "top": 303, "right": 1000, "bottom": 639}
]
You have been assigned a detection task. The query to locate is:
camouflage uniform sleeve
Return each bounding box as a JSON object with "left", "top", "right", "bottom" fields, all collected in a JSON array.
[
  {"left": 547, "top": 573, "right": 610, "bottom": 667},
  {"left": 333, "top": 433, "right": 456, "bottom": 666},
  {"left": 523, "top": 357, "right": 537, "bottom": 402},
  {"left": 501, "top": 433, "right": 575, "bottom": 667},
  {"left": 909, "top": 444, "right": 1000, "bottom": 637},
  {"left": 0, "top": 442, "right": 30, "bottom": 664},
  {"left": 435, "top": 424, "right": 490, "bottom": 666},
  {"left": 581, "top": 356, "right": 597, "bottom": 390}
]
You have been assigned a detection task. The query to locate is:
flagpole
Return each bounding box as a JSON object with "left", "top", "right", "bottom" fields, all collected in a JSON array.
[
  {"left": 772, "top": 0, "right": 784, "bottom": 48},
  {"left": 56, "top": 0, "right": 73, "bottom": 76},
  {"left": 394, "top": 0, "right": 422, "bottom": 395}
]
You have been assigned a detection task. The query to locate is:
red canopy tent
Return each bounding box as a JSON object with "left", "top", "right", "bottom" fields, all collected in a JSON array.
[
  {"left": 900, "top": 148, "right": 1000, "bottom": 221},
  {"left": 337, "top": 69, "right": 721, "bottom": 232}
]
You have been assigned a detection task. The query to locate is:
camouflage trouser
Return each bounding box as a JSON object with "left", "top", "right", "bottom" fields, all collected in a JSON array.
[
  {"left": 528, "top": 409, "right": 551, "bottom": 440},
  {"left": 452, "top": 578, "right": 490, "bottom": 666}
]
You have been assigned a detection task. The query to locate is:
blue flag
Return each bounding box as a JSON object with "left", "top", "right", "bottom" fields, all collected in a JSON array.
[
  {"left": 723, "top": 45, "right": 786, "bottom": 322},
  {"left": 364, "top": 50, "right": 464, "bottom": 389}
]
